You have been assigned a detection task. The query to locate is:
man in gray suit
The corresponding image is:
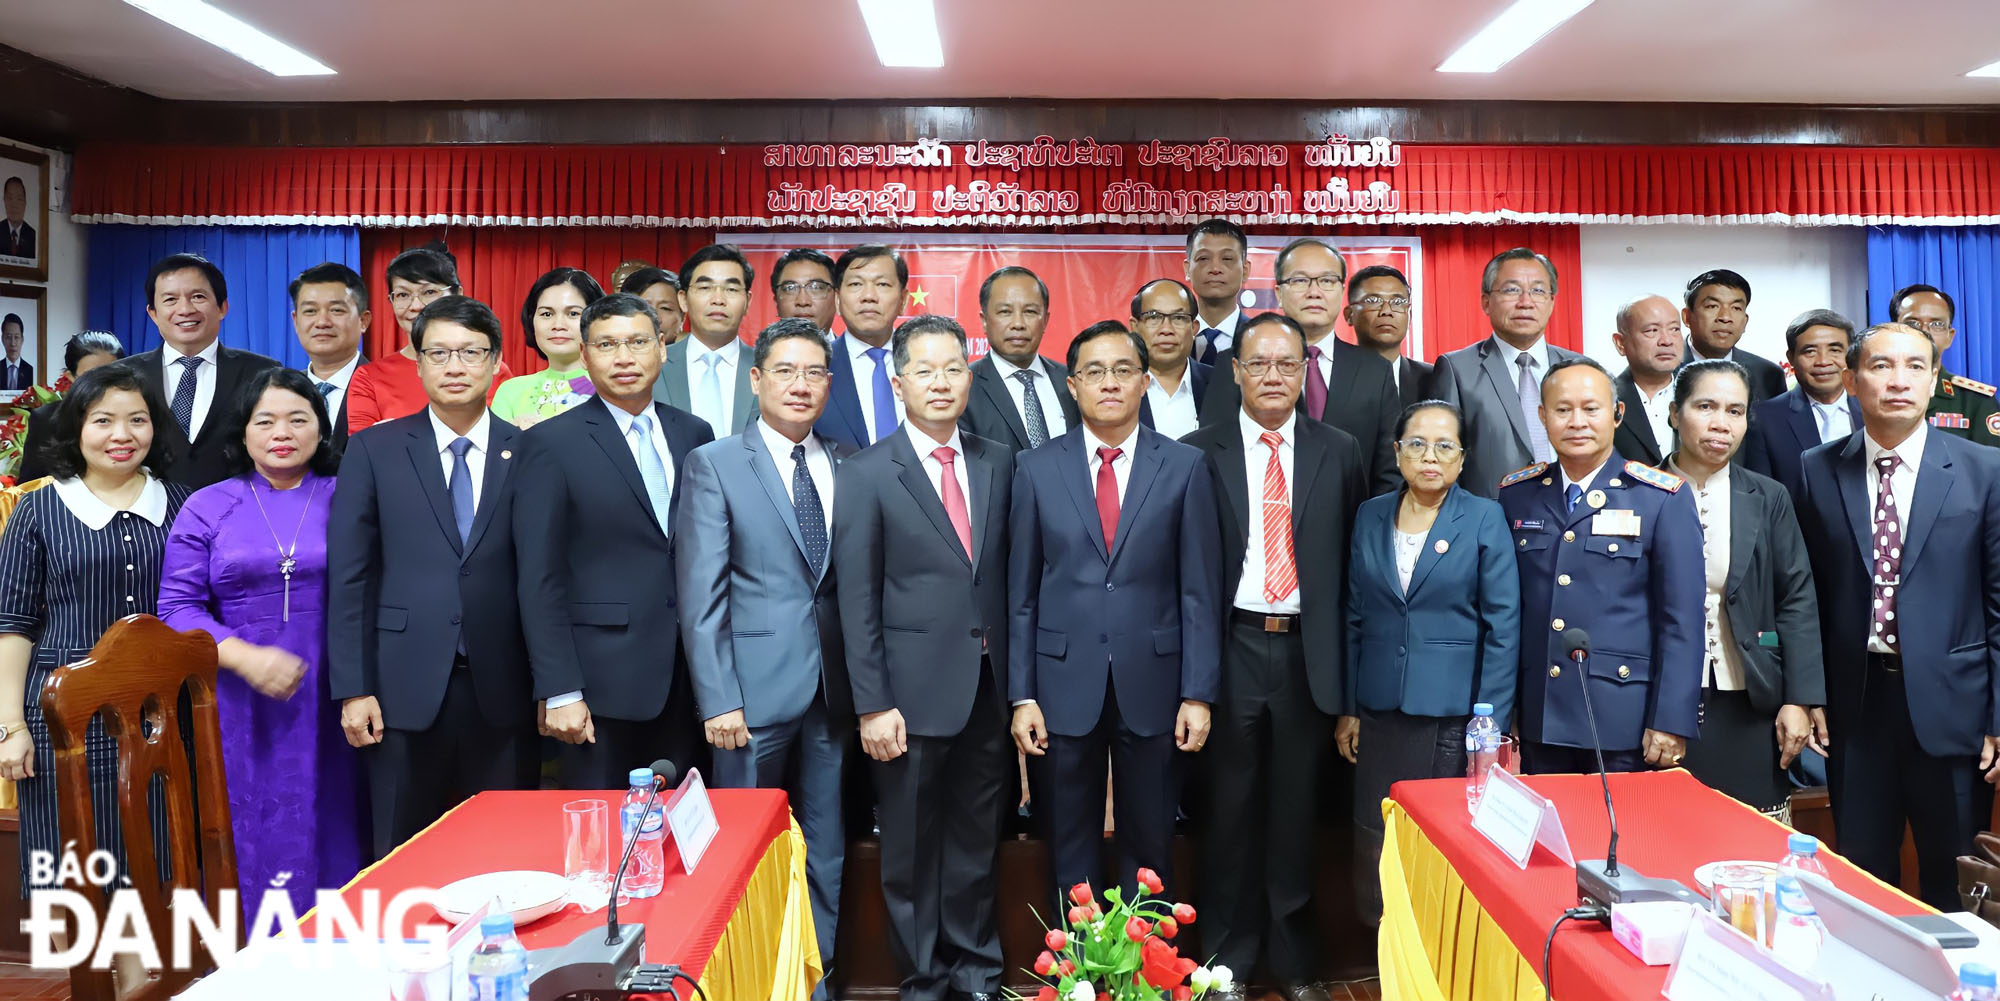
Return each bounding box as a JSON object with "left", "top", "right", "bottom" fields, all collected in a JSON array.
[
  {"left": 654, "top": 244, "right": 757, "bottom": 436},
  {"left": 677, "top": 317, "right": 854, "bottom": 997},
  {"left": 1427, "top": 247, "right": 1583, "bottom": 496}
]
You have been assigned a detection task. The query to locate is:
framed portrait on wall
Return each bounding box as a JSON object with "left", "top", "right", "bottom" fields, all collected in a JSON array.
[
  {"left": 0, "top": 142, "right": 49, "bottom": 282},
  {"left": 0, "top": 283, "right": 46, "bottom": 402}
]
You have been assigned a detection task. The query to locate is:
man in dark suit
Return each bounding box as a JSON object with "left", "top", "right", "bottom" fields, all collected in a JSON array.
[
  {"left": 328, "top": 295, "right": 537, "bottom": 858},
  {"left": 1890, "top": 284, "right": 2000, "bottom": 448},
  {"left": 1795, "top": 322, "right": 2000, "bottom": 910},
  {"left": 817, "top": 244, "right": 908, "bottom": 450},
  {"left": 961, "top": 266, "right": 1078, "bottom": 452},
  {"left": 515, "top": 294, "right": 716, "bottom": 789},
  {"left": 1429, "top": 248, "right": 1585, "bottom": 497},
  {"left": 1, "top": 313, "right": 32, "bottom": 391},
  {"left": 1609, "top": 294, "right": 1684, "bottom": 467},
  {"left": 1133, "top": 279, "right": 1210, "bottom": 438},
  {"left": 1682, "top": 269, "right": 1787, "bottom": 403},
  {"left": 1742, "top": 309, "right": 1859, "bottom": 498},
  {"left": 1186, "top": 218, "right": 1252, "bottom": 366},
  {"left": 1199, "top": 238, "right": 1398, "bottom": 494},
  {"left": 1185, "top": 314, "right": 1365, "bottom": 1001},
  {"left": 1343, "top": 265, "right": 1430, "bottom": 410},
  {"left": 835, "top": 315, "right": 1013, "bottom": 1001},
  {"left": 1499, "top": 357, "right": 1706, "bottom": 774},
  {"left": 1, "top": 176, "right": 32, "bottom": 259},
  {"left": 1009, "top": 320, "right": 1223, "bottom": 896},
  {"left": 289, "top": 262, "right": 369, "bottom": 453},
  {"left": 679, "top": 318, "right": 855, "bottom": 995},
  {"left": 654, "top": 244, "right": 757, "bottom": 437},
  {"left": 118, "top": 252, "right": 281, "bottom": 488}
]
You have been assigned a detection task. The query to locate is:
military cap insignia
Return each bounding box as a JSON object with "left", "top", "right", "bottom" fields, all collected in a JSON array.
[
  {"left": 1499, "top": 463, "right": 1548, "bottom": 488},
  {"left": 1950, "top": 373, "right": 1998, "bottom": 397},
  {"left": 1622, "top": 460, "right": 1684, "bottom": 492}
]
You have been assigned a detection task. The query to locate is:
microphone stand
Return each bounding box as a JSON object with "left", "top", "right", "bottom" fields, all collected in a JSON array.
[
  {"left": 1567, "top": 642, "right": 1699, "bottom": 917},
  {"left": 605, "top": 777, "right": 665, "bottom": 946},
  {"left": 524, "top": 775, "right": 667, "bottom": 1000},
  {"left": 1572, "top": 646, "right": 1619, "bottom": 880}
]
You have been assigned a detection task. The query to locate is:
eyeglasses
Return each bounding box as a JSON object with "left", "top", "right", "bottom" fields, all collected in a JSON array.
[
  {"left": 1397, "top": 438, "right": 1463, "bottom": 461},
  {"left": 390, "top": 286, "right": 452, "bottom": 307},
  {"left": 1075, "top": 364, "right": 1144, "bottom": 384},
  {"left": 1135, "top": 310, "right": 1196, "bottom": 328},
  {"left": 1277, "top": 275, "right": 1346, "bottom": 294},
  {"left": 1351, "top": 295, "right": 1412, "bottom": 312},
  {"left": 777, "top": 280, "right": 834, "bottom": 297},
  {"left": 901, "top": 364, "right": 969, "bottom": 384},
  {"left": 586, "top": 335, "right": 663, "bottom": 356},
  {"left": 1904, "top": 318, "right": 1952, "bottom": 333},
  {"left": 417, "top": 346, "right": 493, "bottom": 366},
  {"left": 1238, "top": 359, "right": 1305, "bottom": 377},
  {"left": 762, "top": 364, "right": 831, "bottom": 385},
  {"left": 1488, "top": 284, "right": 1554, "bottom": 302}
]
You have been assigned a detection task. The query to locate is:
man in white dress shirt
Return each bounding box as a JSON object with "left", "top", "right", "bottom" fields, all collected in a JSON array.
[
  {"left": 816, "top": 245, "right": 909, "bottom": 450},
  {"left": 290, "top": 262, "right": 369, "bottom": 450},
  {"left": 655, "top": 245, "right": 758, "bottom": 437},
  {"left": 1134, "top": 279, "right": 1208, "bottom": 440},
  {"left": 1186, "top": 218, "right": 1251, "bottom": 366},
  {"left": 1743, "top": 309, "right": 1859, "bottom": 499},
  {"left": 961, "top": 266, "right": 1078, "bottom": 453},
  {"left": 1610, "top": 294, "right": 1682, "bottom": 467}
]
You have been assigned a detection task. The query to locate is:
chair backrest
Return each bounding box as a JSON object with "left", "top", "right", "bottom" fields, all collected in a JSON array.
[{"left": 40, "top": 614, "right": 236, "bottom": 1001}]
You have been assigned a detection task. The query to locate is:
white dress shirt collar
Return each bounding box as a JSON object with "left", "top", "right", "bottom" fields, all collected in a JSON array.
[
  {"left": 1082, "top": 424, "right": 1139, "bottom": 458},
  {"left": 687, "top": 336, "right": 738, "bottom": 369},
  {"left": 1490, "top": 332, "right": 1549, "bottom": 376},
  {"left": 1202, "top": 308, "right": 1243, "bottom": 348},
  {"left": 759, "top": 417, "right": 822, "bottom": 463},
  {"left": 1238, "top": 409, "right": 1297, "bottom": 450},
  {"left": 987, "top": 351, "right": 1047, "bottom": 380},
  {"left": 904, "top": 421, "right": 964, "bottom": 460},
  {"left": 1864, "top": 422, "right": 1928, "bottom": 470},
  {"left": 428, "top": 407, "right": 491, "bottom": 455},
  {"left": 309, "top": 352, "right": 363, "bottom": 389},
  {"left": 846, "top": 332, "right": 887, "bottom": 363},
  {"left": 1560, "top": 457, "right": 1612, "bottom": 494},
  {"left": 52, "top": 471, "right": 169, "bottom": 530},
  {"left": 163, "top": 338, "right": 221, "bottom": 367}
]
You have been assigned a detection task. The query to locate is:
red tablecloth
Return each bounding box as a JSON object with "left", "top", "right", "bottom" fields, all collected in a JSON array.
[
  {"left": 1389, "top": 769, "right": 1925, "bottom": 1001},
  {"left": 338, "top": 788, "right": 792, "bottom": 981}
]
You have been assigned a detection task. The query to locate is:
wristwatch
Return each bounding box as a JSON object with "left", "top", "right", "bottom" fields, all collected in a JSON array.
[{"left": 0, "top": 722, "right": 20, "bottom": 742}]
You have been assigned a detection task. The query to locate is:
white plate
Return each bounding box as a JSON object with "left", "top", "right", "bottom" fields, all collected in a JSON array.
[
  {"left": 436, "top": 870, "right": 571, "bottom": 927},
  {"left": 1692, "top": 860, "right": 1777, "bottom": 896}
]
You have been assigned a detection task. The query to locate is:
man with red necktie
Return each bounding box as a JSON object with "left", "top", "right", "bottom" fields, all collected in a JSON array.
[
  {"left": 1185, "top": 313, "right": 1368, "bottom": 1001},
  {"left": 1007, "top": 319, "right": 1223, "bottom": 900},
  {"left": 834, "top": 315, "right": 1015, "bottom": 1001}
]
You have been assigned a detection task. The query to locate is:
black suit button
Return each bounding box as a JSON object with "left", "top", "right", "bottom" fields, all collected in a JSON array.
[
  {"left": 969, "top": 628, "right": 982, "bottom": 638},
  {"left": 1099, "top": 633, "right": 1108, "bottom": 643},
  {"left": 1105, "top": 582, "right": 1116, "bottom": 592},
  {"left": 451, "top": 614, "right": 462, "bottom": 625},
  {"left": 459, "top": 566, "right": 470, "bottom": 577},
  {"left": 973, "top": 575, "right": 982, "bottom": 586}
]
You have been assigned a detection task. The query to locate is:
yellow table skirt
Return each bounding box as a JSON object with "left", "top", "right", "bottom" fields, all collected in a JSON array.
[
  {"left": 699, "top": 816, "right": 824, "bottom": 1001},
  {"left": 1379, "top": 799, "right": 1546, "bottom": 1001}
]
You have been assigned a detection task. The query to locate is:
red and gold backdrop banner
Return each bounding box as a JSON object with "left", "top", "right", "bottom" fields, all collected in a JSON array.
[{"left": 71, "top": 139, "right": 2000, "bottom": 228}]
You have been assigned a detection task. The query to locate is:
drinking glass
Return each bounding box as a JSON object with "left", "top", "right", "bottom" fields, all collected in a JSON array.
[
  {"left": 1493, "top": 735, "right": 1520, "bottom": 775},
  {"left": 563, "top": 798, "right": 614, "bottom": 911},
  {"left": 1708, "top": 864, "right": 1768, "bottom": 944}
]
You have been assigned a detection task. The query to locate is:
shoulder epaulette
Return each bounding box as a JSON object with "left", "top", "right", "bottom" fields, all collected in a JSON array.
[
  {"left": 1498, "top": 463, "right": 1548, "bottom": 488},
  {"left": 1950, "top": 373, "right": 1997, "bottom": 397},
  {"left": 1623, "top": 460, "right": 1684, "bottom": 493}
]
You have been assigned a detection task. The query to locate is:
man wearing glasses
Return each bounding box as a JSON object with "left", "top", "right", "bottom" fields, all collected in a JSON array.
[
  {"left": 1184, "top": 313, "right": 1367, "bottom": 1001},
  {"left": 513, "top": 294, "right": 716, "bottom": 789},
  {"left": 772, "top": 248, "right": 840, "bottom": 332},
  {"left": 1345, "top": 265, "right": 1431, "bottom": 410},
  {"left": 1132, "top": 278, "right": 1211, "bottom": 439},
  {"left": 1008, "top": 319, "right": 1222, "bottom": 899},
  {"left": 679, "top": 318, "right": 855, "bottom": 998},
  {"left": 1891, "top": 284, "right": 2000, "bottom": 447},
  {"left": 1429, "top": 247, "right": 1586, "bottom": 497},
  {"left": 654, "top": 244, "right": 758, "bottom": 436}
]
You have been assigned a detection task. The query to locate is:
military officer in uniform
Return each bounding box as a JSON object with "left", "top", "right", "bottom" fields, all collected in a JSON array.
[
  {"left": 1890, "top": 284, "right": 2000, "bottom": 447},
  {"left": 1499, "top": 357, "right": 1707, "bottom": 773}
]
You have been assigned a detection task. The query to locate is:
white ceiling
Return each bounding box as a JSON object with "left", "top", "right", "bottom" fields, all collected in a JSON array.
[{"left": 11, "top": 0, "right": 2000, "bottom": 104}]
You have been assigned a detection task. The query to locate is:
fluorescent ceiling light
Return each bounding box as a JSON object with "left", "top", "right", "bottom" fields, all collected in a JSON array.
[
  {"left": 857, "top": 0, "right": 944, "bottom": 68},
  {"left": 123, "top": 0, "right": 334, "bottom": 77},
  {"left": 1968, "top": 58, "right": 2000, "bottom": 77},
  {"left": 1437, "top": 0, "right": 1594, "bottom": 73}
]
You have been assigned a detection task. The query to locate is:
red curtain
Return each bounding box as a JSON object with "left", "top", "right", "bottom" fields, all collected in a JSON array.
[{"left": 75, "top": 142, "right": 2000, "bottom": 226}]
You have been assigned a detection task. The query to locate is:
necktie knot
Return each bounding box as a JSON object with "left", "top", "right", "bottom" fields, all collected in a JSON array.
[
  {"left": 1306, "top": 345, "right": 1322, "bottom": 361},
  {"left": 449, "top": 436, "right": 473, "bottom": 459},
  {"left": 931, "top": 445, "right": 956, "bottom": 466},
  {"left": 1565, "top": 483, "right": 1584, "bottom": 512},
  {"left": 1518, "top": 352, "right": 1535, "bottom": 371},
  {"left": 631, "top": 411, "right": 653, "bottom": 435},
  {"left": 1875, "top": 453, "right": 1900, "bottom": 474},
  {"left": 316, "top": 381, "right": 336, "bottom": 398},
  {"left": 1012, "top": 370, "right": 1034, "bottom": 386},
  {"left": 1259, "top": 430, "right": 1284, "bottom": 451},
  {"left": 176, "top": 356, "right": 202, "bottom": 372},
  {"left": 1097, "top": 446, "right": 1123, "bottom": 465},
  {"left": 865, "top": 346, "right": 887, "bottom": 363},
  {"left": 792, "top": 443, "right": 807, "bottom": 463}
]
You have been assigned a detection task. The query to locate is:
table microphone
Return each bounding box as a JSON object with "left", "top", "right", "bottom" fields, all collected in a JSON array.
[
  {"left": 1563, "top": 629, "right": 1700, "bottom": 919},
  {"left": 606, "top": 759, "right": 679, "bottom": 947}
]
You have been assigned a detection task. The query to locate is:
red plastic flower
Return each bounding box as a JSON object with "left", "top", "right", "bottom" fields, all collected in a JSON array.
[
  {"left": 1068, "top": 905, "right": 1090, "bottom": 926},
  {"left": 1139, "top": 936, "right": 1197, "bottom": 989},
  {"left": 1125, "top": 916, "right": 1152, "bottom": 941},
  {"left": 1156, "top": 916, "right": 1179, "bottom": 938},
  {"left": 1060, "top": 960, "right": 1075, "bottom": 976},
  {"left": 1034, "top": 951, "right": 1056, "bottom": 976},
  {"left": 1173, "top": 988, "right": 1192, "bottom": 1001},
  {"left": 1136, "top": 867, "right": 1164, "bottom": 894},
  {"left": 1172, "top": 902, "right": 1196, "bottom": 925},
  {"left": 1045, "top": 929, "right": 1068, "bottom": 951},
  {"left": 1069, "top": 882, "right": 1095, "bottom": 906},
  {"left": 1036, "top": 987, "right": 1057, "bottom": 1001}
]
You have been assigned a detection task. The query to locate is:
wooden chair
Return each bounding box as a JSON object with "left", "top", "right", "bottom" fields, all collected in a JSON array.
[{"left": 40, "top": 614, "right": 236, "bottom": 1001}]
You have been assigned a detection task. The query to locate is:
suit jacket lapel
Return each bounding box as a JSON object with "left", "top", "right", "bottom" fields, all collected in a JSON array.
[
  {"left": 1215, "top": 425, "right": 1251, "bottom": 541},
  {"left": 1289, "top": 421, "right": 1324, "bottom": 535},
  {"left": 967, "top": 438, "right": 999, "bottom": 569},
  {"left": 465, "top": 420, "right": 516, "bottom": 554},
  {"left": 656, "top": 340, "right": 692, "bottom": 409},
  {"left": 1477, "top": 340, "right": 1532, "bottom": 453},
  {"left": 975, "top": 363, "right": 1031, "bottom": 448},
  {"left": 582, "top": 398, "right": 662, "bottom": 532},
  {"left": 1833, "top": 435, "right": 1874, "bottom": 566},
  {"left": 827, "top": 340, "right": 871, "bottom": 446},
  {"left": 1110, "top": 431, "right": 1166, "bottom": 565},
  {"left": 731, "top": 343, "right": 756, "bottom": 432},
  {"left": 1054, "top": 431, "right": 1109, "bottom": 560},
  {"left": 745, "top": 429, "right": 810, "bottom": 561},
  {"left": 1902, "top": 438, "right": 1953, "bottom": 574},
  {"left": 893, "top": 431, "right": 972, "bottom": 567},
  {"left": 1405, "top": 488, "right": 1464, "bottom": 599},
  {"left": 404, "top": 422, "right": 463, "bottom": 556},
  {"left": 1616, "top": 374, "right": 1660, "bottom": 460},
  {"left": 1725, "top": 472, "right": 1756, "bottom": 597},
  {"left": 1785, "top": 388, "right": 1820, "bottom": 457}
]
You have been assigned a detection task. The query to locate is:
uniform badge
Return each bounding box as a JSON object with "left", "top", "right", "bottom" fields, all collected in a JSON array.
[
  {"left": 1988, "top": 412, "right": 2000, "bottom": 436},
  {"left": 1931, "top": 413, "right": 1971, "bottom": 430},
  {"left": 1621, "top": 460, "right": 1684, "bottom": 493},
  {"left": 1591, "top": 509, "right": 1642, "bottom": 537},
  {"left": 1951, "top": 373, "right": 1998, "bottom": 397},
  {"left": 1513, "top": 519, "right": 1545, "bottom": 531},
  {"left": 1499, "top": 463, "right": 1548, "bottom": 489}
]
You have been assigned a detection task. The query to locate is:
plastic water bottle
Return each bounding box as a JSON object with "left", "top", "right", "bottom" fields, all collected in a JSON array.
[
  {"left": 1770, "top": 834, "right": 1829, "bottom": 968},
  {"left": 1465, "top": 703, "right": 1501, "bottom": 815},
  {"left": 1953, "top": 963, "right": 1999, "bottom": 1001},
  {"left": 620, "top": 767, "right": 666, "bottom": 899},
  {"left": 465, "top": 913, "right": 529, "bottom": 1001}
]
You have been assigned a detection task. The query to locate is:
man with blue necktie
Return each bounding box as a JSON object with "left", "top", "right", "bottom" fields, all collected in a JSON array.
[{"left": 817, "top": 244, "right": 909, "bottom": 450}]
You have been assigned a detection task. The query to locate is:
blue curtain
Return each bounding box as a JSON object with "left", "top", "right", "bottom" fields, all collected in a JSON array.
[
  {"left": 1865, "top": 225, "right": 2000, "bottom": 384},
  {"left": 85, "top": 225, "right": 362, "bottom": 369}
]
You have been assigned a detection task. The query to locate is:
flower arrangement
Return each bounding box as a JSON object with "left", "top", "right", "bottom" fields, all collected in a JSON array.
[
  {"left": 0, "top": 378, "right": 59, "bottom": 481},
  {"left": 1015, "top": 869, "right": 1233, "bottom": 1001}
]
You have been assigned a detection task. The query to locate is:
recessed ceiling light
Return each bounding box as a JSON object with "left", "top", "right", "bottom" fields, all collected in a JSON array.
[
  {"left": 1437, "top": 0, "right": 1594, "bottom": 74},
  {"left": 857, "top": 0, "right": 944, "bottom": 68},
  {"left": 123, "top": 0, "right": 334, "bottom": 77},
  {"left": 1968, "top": 58, "right": 2000, "bottom": 77}
]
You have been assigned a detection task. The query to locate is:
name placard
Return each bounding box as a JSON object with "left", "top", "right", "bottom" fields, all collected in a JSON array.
[
  {"left": 1470, "top": 766, "right": 1574, "bottom": 868},
  {"left": 1664, "top": 911, "right": 1833, "bottom": 1001},
  {"left": 665, "top": 768, "right": 721, "bottom": 875}
]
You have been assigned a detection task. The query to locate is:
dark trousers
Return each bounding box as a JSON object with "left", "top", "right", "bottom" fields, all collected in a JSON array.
[
  {"left": 366, "top": 669, "right": 535, "bottom": 860},
  {"left": 873, "top": 664, "right": 1011, "bottom": 1001},
  {"left": 1520, "top": 741, "right": 1646, "bottom": 775},
  {"left": 1352, "top": 708, "right": 1468, "bottom": 923},
  {"left": 1200, "top": 618, "right": 1328, "bottom": 986},
  {"left": 1045, "top": 678, "right": 1179, "bottom": 899},
  {"left": 1830, "top": 657, "right": 1994, "bottom": 911},
  {"left": 556, "top": 662, "right": 707, "bottom": 791}
]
